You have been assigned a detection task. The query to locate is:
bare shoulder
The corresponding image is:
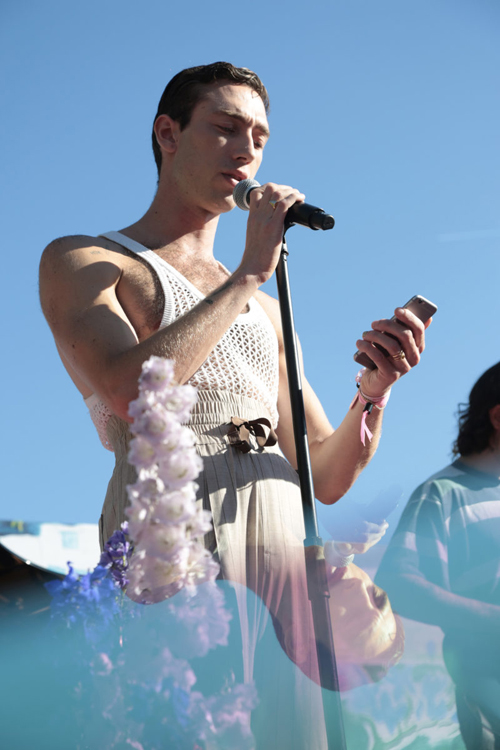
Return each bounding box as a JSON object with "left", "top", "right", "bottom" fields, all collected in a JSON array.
[
  {"left": 39, "top": 235, "right": 124, "bottom": 325},
  {"left": 39, "top": 234, "right": 125, "bottom": 293},
  {"left": 40, "top": 234, "right": 121, "bottom": 275}
]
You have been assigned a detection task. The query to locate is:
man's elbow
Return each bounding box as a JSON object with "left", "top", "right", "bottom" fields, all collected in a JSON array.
[
  {"left": 99, "top": 378, "right": 138, "bottom": 424},
  {"left": 310, "top": 441, "right": 365, "bottom": 505},
  {"left": 315, "top": 482, "right": 351, "bottom": 506},
  {"left": 112, "top": 398, "right": 135, "bottom": 423},
  {"left": 313, "top": 463, "right": 359, "bottom": 505}
]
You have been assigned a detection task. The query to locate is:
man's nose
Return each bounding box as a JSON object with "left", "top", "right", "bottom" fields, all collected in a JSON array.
[{"left": 234, "top": 132, "right": 256, "bottom": 162}]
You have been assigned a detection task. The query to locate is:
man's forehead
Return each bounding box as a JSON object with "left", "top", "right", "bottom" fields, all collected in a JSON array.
[{"left": 196, "top": 82, "right": 269, "bottom": 133}]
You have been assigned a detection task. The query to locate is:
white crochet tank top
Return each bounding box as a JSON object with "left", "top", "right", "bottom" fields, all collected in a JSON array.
[{"left": 85, "top": 231, "right": 280, "bottom": 450}]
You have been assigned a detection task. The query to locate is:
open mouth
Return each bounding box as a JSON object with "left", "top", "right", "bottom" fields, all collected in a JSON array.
[{"left": 222, "top": 172, "right": 247, "bottom": 188}]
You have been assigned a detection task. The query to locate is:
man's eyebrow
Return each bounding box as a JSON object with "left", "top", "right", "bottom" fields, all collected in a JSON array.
[{"left": 215, "top": 108, "right": 270, "bottom": 138}]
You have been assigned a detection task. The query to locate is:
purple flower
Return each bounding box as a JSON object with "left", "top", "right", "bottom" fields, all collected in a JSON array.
[
  {"left": 139, "top": 356, "right": 175, "bottom": 391},
  {"left": 140, "top": 522, "right": 190, "bottom": 561},
  {"left": 127, "top": 476, "right": 166, "bottom": 504},
  {"left": 157, "top": 384, "right": 198, "bottom": 423},
  {"left": 154, "top": 424, "right": 196, "bottom": 457},
  {"left": 185, "top": 542, "right": 220, "bottom": 588},
  {"left": 153, "top": 486, "right": 198, "bottom": 525},
  {"left": 126, "top": 550, "right": 189, "bottom": 603},
  {"left": 124, "top": 356, "right": 221, "bottom": 601},
  {"left": 133, "top": 404, "right": 178, "bottom": 444},
  {"left": 128, "top": 435, "right": 157, "bottom": 471},
  {"left": 99, "top": 523, "right": 134, "bottom": 589},
  {"left": 157, "top": 449, "right": 203, "bottom": 489},
  {"left": 128, "top": 389, "right": 156, "bottom": 416},
  {"left": 186, "top": 508, "right": 213, "bottom": 540},
  {"left": 45, "top": 561, "right": 121, "bottom": 640}
]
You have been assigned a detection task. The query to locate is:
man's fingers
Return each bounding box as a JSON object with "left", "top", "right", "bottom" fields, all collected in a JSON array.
[
  {"left": 392, "top": 308, "right": 426, "bottom": 350},
  {"left": 355, "top": 337, "right": 413, "bottom": 374},
  {"left": 356, "top": 310, "right": 429, "bottom": 394},
  {"left": 369, "top": 309, "right": 426, "bottom": 360},
  {"left": 272, "top": 191, "right": 304, "bottom": 217},
  {"left": 249, "top": 183, "right": 305, "bottom": 213},
  {"left": 361, "top": 328, "right": 420, "bottom": 368},
  {"left": 242, "top": 183, "right": 306, "bottom": 283},
  {"left": 361, "top": 331, "right": 406, "bottom": 357}
]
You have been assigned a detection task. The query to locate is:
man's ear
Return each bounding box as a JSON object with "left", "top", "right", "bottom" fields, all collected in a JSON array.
[
  {"left": 154, "top": 114, "right": 181, "bottom": 155},
  {"left": 489, "top": 404, "right": 500, "bottom": 431}
]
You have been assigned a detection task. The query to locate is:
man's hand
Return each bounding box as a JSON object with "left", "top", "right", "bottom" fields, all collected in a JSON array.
[
  {"left": 355, "top": 307, "right": 431, "bottom": 397},
  {"left": 237, "top": 182, "right": 305, "bottom": 285}
]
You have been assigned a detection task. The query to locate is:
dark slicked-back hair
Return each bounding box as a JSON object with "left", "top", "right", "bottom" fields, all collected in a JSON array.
[
  {"left": 152, "top": 62, "right": 270, "bottom": 178},
  {"left": 453, "top": 362, "right": 500, "bottom": 456}
]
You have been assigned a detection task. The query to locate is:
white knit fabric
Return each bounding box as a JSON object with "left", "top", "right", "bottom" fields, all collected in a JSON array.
[
  {"left": 84, "top": 393, "right": 114, "bottom": 451},
  {"left": 84, "top": 232, "right": 280, "bottom": 451}
]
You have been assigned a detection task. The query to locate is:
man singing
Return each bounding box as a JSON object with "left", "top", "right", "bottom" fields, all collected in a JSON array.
[{"left": 39, "top": 62, "right": 428, "bottom": 747}]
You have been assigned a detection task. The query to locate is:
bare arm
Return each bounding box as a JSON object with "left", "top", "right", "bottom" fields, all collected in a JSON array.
[
  {"left": 261, "top": 297, "right": 428, "bottom": 505},
  {"left": 39, "top": 184, "right": 304, "bottom": 421},
  {"left": 274, "top": 332, "right": 385, "bottom": 504},
  {"left": 40, "top": 238, "right": 260, "bottom": 421}
]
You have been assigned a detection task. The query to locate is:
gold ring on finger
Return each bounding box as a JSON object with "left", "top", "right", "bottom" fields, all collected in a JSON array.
[
  {"left": 391, "top": 350, "right": 406, "bottom": 361},
  {"left": 269, "top": 199, "right": 278, "bottom": 210}
]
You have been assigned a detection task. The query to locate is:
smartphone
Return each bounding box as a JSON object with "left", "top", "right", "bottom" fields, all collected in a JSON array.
[{"left": 353, "top": 294, "right": 437, "bottom": 370}]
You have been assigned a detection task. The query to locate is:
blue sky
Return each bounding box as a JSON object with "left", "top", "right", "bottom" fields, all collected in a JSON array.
[{"left": 1, "top": 0, "right": 499, "bottom": 535}]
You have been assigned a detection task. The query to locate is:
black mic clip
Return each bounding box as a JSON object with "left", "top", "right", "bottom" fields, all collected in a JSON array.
[{"left": 284, "top": 202, "right": 335, "bottom": 232}]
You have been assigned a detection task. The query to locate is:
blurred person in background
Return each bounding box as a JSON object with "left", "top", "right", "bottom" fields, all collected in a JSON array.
[{"left": 376, "top": 362, "right": 500, "bottom": 750}]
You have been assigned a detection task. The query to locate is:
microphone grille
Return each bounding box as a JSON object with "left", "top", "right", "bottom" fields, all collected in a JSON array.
[{"left": 233, "top": 178, "right": 260, "bottom": 210}]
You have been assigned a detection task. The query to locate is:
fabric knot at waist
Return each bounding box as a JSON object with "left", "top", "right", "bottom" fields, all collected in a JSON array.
[
  {"left": 227, "top": 416, "right": 278, "bottom": 453},
  {"left": 104, "top": 390, "right": 280, "bottom": 456}
]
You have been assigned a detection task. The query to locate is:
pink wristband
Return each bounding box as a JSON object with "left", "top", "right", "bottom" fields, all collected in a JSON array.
[{"left": 351, "top": 370, "right": 391, "bottom": 445}]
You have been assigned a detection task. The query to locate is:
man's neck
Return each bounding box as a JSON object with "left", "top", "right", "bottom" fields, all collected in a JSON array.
[
  {"left": 120, "top": 183, "right": 221, "bottom": 263},
  {"left": 459, "top": 449, "right": 500, "bottom": 480}
]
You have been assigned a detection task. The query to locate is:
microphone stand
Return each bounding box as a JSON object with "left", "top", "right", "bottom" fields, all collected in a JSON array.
[{"left": 275, "top": 228, "right": 347, "bottom": 750}]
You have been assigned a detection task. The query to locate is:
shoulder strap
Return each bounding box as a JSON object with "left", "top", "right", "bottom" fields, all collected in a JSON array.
[{"left": 99, "top": 231, "right": 174, "bottom": 327}]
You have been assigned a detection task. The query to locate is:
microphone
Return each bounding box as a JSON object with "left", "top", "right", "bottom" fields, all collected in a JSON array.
[{"left": 233, "top": 178, "right": 335, "bottom": 231}]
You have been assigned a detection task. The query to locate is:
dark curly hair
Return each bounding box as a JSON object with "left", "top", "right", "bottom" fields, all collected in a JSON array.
[
  {"left": 151, "top": 62, "right": 270, "bottom": 178},
  {"left": 453, "top": 362, "right": 500, "bottom": 456}
]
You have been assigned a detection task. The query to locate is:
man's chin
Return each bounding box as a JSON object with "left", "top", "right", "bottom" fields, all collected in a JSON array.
[
  {"left": 201, "top": 189, "right": 236, "bottom": 217},
  {"left": 213, "top": 195, "right": 236, "bottom": 214}
]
